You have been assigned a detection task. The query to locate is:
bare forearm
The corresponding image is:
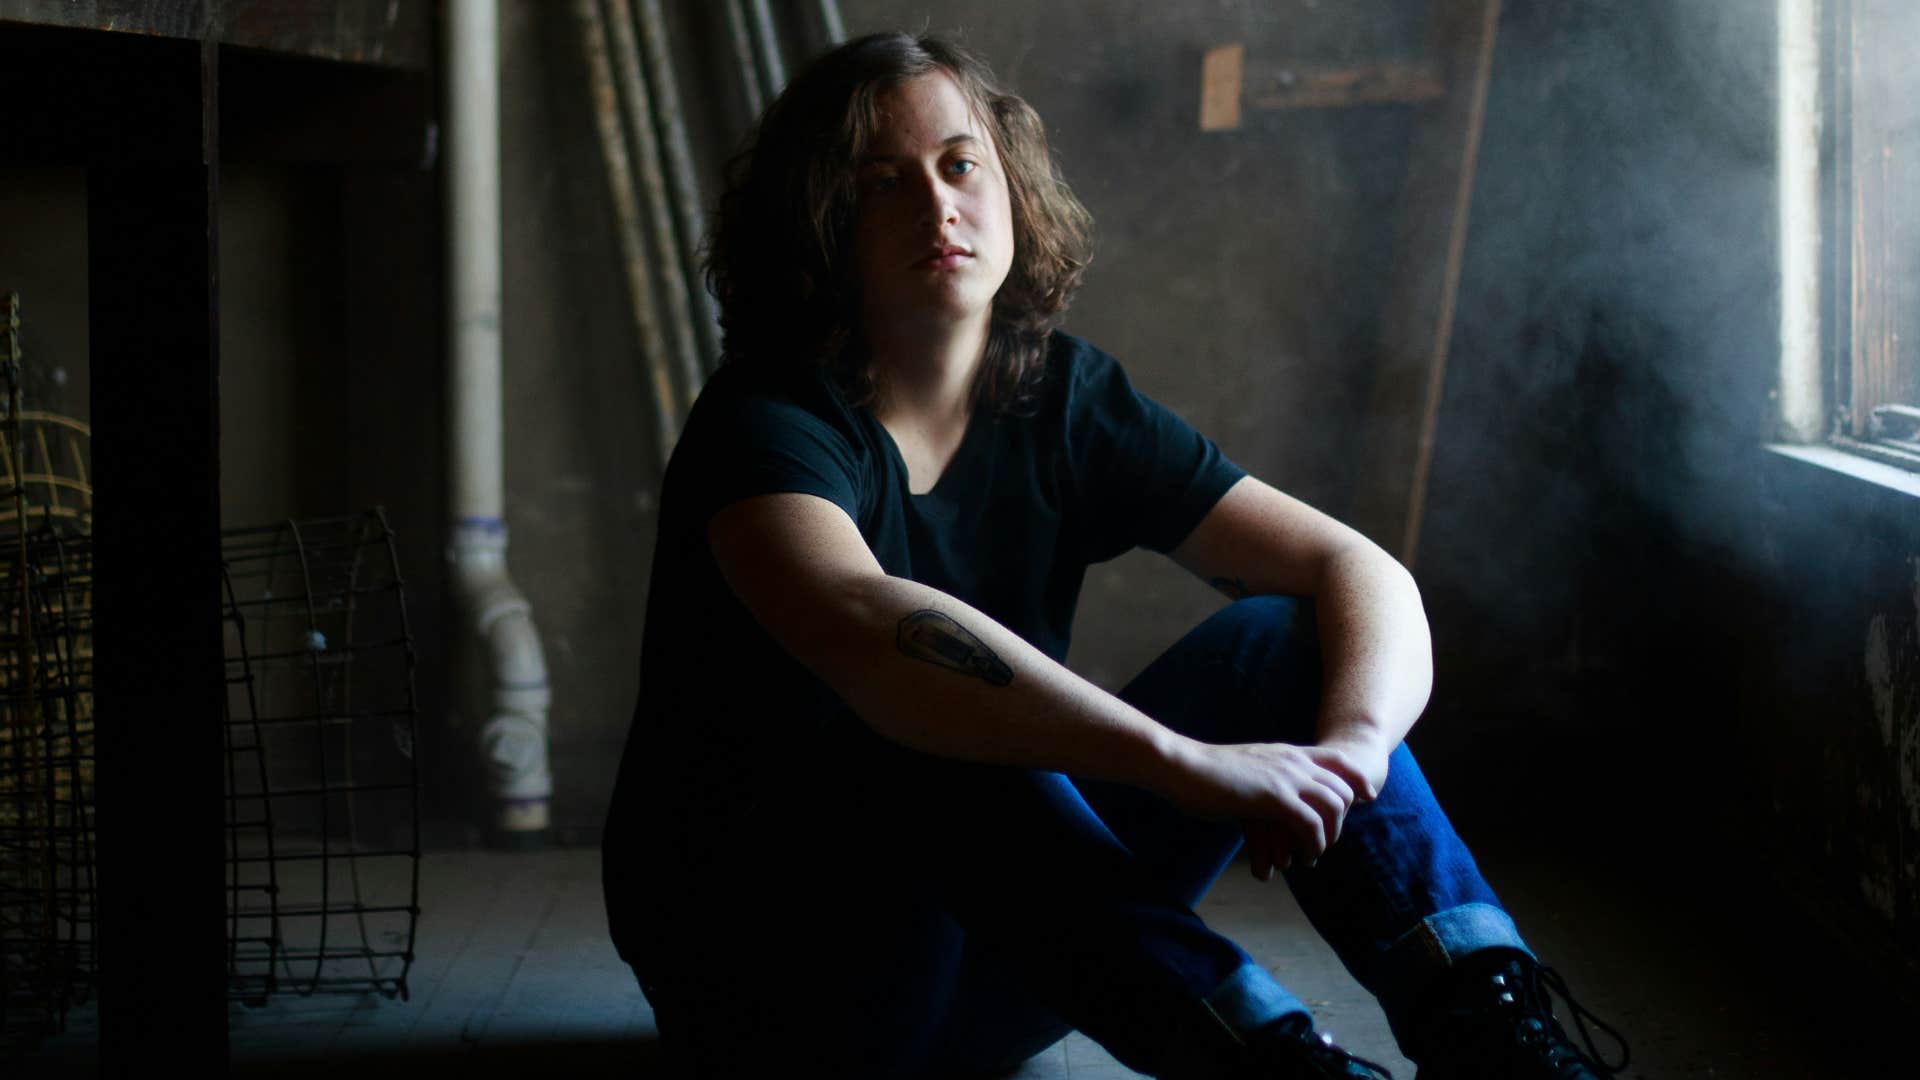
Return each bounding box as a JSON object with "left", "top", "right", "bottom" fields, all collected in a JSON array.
[
  {"left": 1172, "top": 478, "right": 1432, "bottom": 752},
  {"left": 813, "top": 574, "right": 1190, "bottom": 790},
  {"left": 709, "top": 485, "right": 1393, "bottom": 863},
  {"left": 1312, "top": 545, "right": 1433, "bottom": 749}
]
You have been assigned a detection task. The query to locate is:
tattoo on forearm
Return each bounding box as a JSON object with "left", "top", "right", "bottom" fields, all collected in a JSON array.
[
  {"left": 896, "top": 610, "right": 1014, "bottom": 686},
  {"left": 1210, "top": 576, "right": 1251, "bottom": 600}
]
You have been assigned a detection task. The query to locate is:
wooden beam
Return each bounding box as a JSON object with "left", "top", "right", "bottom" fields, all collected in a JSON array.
[
  {"left": 0, "top": 0, "right": 432, "bottom": 71},
  {"left": 0, "top": 0, "right": 205, "bottom": 40},
  {"left": 1199, "top": 45, "right": 1445, "bottom": 132},
  {"left": 1348, "top": 0, "right": 1502, "bottom": 565},
  {"left": 1246, "top": 61, "right": 1445, "bottom": 111}
]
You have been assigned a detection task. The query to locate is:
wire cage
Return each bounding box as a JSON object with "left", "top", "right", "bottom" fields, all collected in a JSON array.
[
  {"left": 2, "top": 287, "right": 423, "bottom": 1060},
  {"left": 221, "top": 509, "right": 422, "bottom": 1005},
  {"left": 0, "top": 292, "right": 97, "bottom": 1055}
]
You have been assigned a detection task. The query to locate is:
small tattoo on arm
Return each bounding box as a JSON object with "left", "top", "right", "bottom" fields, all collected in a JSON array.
[
  {"left": 1209, "top": 576, "right": 1251, "bottom": 600},
  {"left": 896, "top": 610, "right": 1014, "bottom": 686}
]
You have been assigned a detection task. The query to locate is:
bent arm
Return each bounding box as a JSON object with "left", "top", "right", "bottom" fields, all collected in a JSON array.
[
  {"left": 1171, "top": 476, "right": 1433, "bottom": 759},
  {"left": 709, "top": 491, "right": 1187, "bottom": 789},
  {"left": 708, "top": 491, "right": 1360, "bottom": 864}
]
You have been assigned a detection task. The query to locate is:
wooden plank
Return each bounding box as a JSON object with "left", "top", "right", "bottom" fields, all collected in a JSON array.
[
  {"left": 1200, "top": 46, "right": 1445, "bottom": 130},
  {"left": 1246, "top": 61, "right": 1445, "bottom": 111},
  {"left": 0, "top": 0, "right": 204, "bottom": 40},
  {"left": 222, "top": 0, "right": 431, "bottom": 70},
  {"left": 87, "top": 32, "right": 229, "bottom": 1076},
  {"left": 1199, "top": 43, "right": 1244, "bottom": 131},
  {"left": 0, "top": 0, "right": 431, "bottom": 70},
  {"left": 1347, "top": 0, "right": 1502, "bottom": 565}
]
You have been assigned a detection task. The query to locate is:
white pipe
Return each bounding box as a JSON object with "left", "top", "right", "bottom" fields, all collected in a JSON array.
[
  {"left": 449, "top": 522, "right": 553, "bottom": 820},
  {"left": 578, "top": 0, "right": 682, "bottom": 462},
  {"left": 815, "top": 0, "right": 846, "bottom": 46},
  {"left": 447, "top": 0, "right": 553, "bottom": 839},
  {"left": 604, "top": 0, "right": 705, "bottom": 410},
  {"left": 723, "top": 0, "right": 767, "bottom": 118},
  {"left": 747, "top": 0, "right": 788, "bottom": 97},
  {"left": 636, "top": 0, "right": 724, "bottom": 371},
  {"left": 1778, "top": 0, "right": 1824, "bottom": 441}
]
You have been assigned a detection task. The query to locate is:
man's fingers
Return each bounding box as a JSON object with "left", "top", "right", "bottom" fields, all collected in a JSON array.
[
  {"left": 1317, "top": 766, "right": 1357, "bottom": 811},
  {"left": 1280, "top": 796, "right": 1329, "bottom": 864},
  {"left": 1245, "top": 822, "right": 1274, "bottom": 882},
  {"left": 1302, "top": 765, "right": 1355, "bottom": 846},
  {"left": 1293, "top": 771, "right": 1352, "bottom": 849}
]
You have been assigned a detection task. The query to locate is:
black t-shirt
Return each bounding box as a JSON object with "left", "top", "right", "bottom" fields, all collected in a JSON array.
[{"left": 603, "top": 331, "right": 1245, "bottom": 954}]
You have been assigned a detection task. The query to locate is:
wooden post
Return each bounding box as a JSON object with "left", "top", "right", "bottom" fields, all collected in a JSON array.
[
  {"left": 87, "top": 30, "right": 230, "bottom": 1074},
  {"left": 1348, "top": 0, "right": 1503, "bottom": 566}
]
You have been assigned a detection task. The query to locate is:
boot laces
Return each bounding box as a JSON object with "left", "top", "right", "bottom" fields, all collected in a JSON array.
[{"left": 1499, "top": 960, "right": 1630, "bottom": 1077}]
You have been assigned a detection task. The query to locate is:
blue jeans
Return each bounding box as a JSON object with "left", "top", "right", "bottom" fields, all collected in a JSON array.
[{"left": 635, "top": 597, "right": 1526, "bottom": 1077}]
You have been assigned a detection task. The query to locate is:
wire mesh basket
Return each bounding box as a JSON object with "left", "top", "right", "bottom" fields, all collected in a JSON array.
[
  {"left": 0, "top": 292, "right": 97, "bottom": 1055},
  {"left": 3, "top": 286, "right": 424, "bottom": 1061},
  {"left": 0, "top": 529, "right": 94, "bottom": 1055},
  {"left": 221, "top": 509, "right": 421, "bottom": 1005}
]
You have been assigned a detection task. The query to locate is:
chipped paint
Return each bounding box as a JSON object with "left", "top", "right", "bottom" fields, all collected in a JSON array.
[
  {"left": 1906, "top": 700, "right": 1920, "bottom": 833},
  {"left": 1855, "top": 555, "right": 1920, "bottom": 927},
  {"left": 1862, "top": 872, "right": 1897, "bottom": 920},
  {"left": 1905, "top": 557, "right": 1920, "bottom": 835},
  {"left": 1866, "top": 613, "right": 1895, "bottom": 747}
]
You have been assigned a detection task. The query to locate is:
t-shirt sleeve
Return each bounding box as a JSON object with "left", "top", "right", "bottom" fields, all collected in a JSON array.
[
  {"left": 675, "top": 389, "right": 865, "bottom": 536},
  {"left": 1065, "top": 345, "right": 1247, "bottom": 562}
]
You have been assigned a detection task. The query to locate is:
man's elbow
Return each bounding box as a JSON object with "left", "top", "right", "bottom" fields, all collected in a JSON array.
[
  {"left": 1323, "top": 540, "right": 1421, "bottom": 600},
  {"left": 769, "top": 572, "right": 912, "bottom": 699}
]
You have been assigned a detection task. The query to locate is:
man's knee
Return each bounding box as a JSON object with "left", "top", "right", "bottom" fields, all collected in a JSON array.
[
  {"left": 1117, "top": 595, "right": 1324, "bottom": 746},
  {"left": 1200, "top": 595, "right": 1321, "bottom": 684}
]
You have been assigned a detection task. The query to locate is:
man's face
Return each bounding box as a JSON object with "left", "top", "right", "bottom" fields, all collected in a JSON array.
[{"left": 851, "top": 71, "right": 1016, "bottom": 336}]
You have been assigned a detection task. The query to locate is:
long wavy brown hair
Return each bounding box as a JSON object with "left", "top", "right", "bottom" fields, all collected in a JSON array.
[{"left": 704, "top": 32, "right": 1094, "bottom": 416}]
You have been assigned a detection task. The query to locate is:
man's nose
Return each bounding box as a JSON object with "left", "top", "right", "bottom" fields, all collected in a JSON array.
[{"left": 911, "top": 171, "right": 958, "bottom": 227}]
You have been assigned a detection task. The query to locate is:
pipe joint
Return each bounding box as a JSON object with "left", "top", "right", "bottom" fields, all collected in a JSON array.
[{"left": 448, "top": 521, "right": 553, "bottom": 833}]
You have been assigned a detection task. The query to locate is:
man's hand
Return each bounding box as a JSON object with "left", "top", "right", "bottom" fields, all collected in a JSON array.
[
  {"left": 1159, "top": 739, "right": 1362, "bottom": 881},
  {"left": 1310, "top": 732, "right": 1391, "bottom": 806}
]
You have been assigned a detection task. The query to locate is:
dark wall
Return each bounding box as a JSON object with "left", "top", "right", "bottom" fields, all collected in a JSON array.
[
  {"left": 1413, "top": 0, "right": 1919, "bottom": 969},
  {"left": 0, "top": 168, "right": 89, "bottom": 420},
  {"left": 494, "top": 0, "right": 664, "bottom": 840},
  {"left": 1413, "top": 0, "right": 1776, "bottom": 786}
]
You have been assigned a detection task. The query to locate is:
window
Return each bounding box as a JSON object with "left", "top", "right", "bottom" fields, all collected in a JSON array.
[{"left": 1781, "top": 0, "right": 1920, "bottom": 469}]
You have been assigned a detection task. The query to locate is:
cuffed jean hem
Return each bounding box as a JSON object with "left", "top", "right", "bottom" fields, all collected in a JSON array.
[
  {"left": 1373, "top": 901, "right": 1530, "bottom": 1041},
  {"left": 1200, "top": 960, "right": 1311, "bottom": 1042}
]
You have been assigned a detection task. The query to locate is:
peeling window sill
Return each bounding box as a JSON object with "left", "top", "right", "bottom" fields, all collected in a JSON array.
[{"left": 1764, "top": 443, "right": 1920, "bottom": 501}]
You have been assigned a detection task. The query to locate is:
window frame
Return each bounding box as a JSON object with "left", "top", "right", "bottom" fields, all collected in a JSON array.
[{"left": 1819, "top": 0, "right": 1920, "bottom": 472}]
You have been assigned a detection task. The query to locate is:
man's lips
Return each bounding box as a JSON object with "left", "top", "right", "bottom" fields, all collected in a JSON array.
[{"left": 914, "top": 245, "right": 973, "bottom": 269}]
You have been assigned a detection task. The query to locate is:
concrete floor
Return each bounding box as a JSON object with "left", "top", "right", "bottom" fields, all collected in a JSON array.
[{"left": 16, "top": 842, "right": 1915, "bottom": 1077}]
